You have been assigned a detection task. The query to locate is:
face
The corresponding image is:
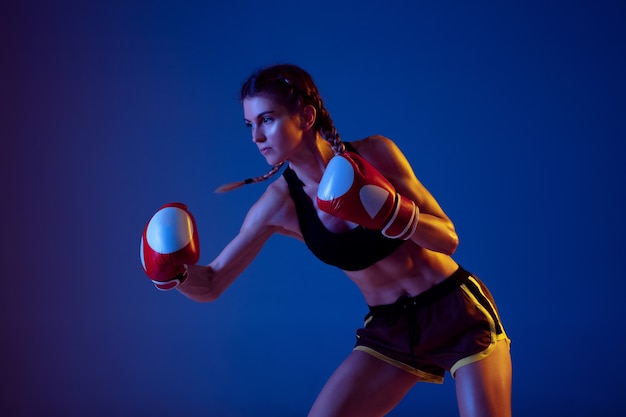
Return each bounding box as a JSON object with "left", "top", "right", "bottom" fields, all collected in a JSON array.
[{"left": 243, "top": 94, "right": 305, "bottom": 165}]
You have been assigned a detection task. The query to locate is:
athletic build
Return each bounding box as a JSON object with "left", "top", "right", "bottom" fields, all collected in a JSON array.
[{"left": 140, "top": 64, "right": 512, "bottom": 417}]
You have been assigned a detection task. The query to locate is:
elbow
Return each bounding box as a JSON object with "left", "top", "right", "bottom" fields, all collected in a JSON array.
[
  {"left": 441, "top": 230, "right": 459, "bottom": 256},
  {"left": 410, "top": 226, "right": 459, "bottom": 255}
]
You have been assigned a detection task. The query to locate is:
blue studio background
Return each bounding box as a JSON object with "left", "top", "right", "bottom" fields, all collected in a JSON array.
[{"left": 2, "top": 1, "right": 625, "bottom": 416}]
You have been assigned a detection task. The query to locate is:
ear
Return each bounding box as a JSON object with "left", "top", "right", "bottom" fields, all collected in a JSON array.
[{"left": 300, "top": 104, "right": 316, "bottom": 130}]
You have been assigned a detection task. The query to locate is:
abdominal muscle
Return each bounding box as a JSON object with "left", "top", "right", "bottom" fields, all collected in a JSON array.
[
  {"left": 271, "top": 178, "right": 460, "bottom": 307},
  {"left": 343, "top": 242, "right": 460, "bottom": 306}
]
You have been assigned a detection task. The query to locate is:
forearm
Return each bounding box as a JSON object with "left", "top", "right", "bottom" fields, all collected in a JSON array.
[
  {"left": 177, "top": 256, "right": 255, "bottom": 303},
  {"left": 409, "top": 212, "right": 459, "bottom": 255},
  {"left": 177, "top": 225, "right": 273, "bottom": 302}
]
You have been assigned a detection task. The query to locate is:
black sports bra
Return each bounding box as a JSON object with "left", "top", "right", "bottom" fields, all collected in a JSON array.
[{"left": 283, "top": 142, "right": 405, "bottom": 271}]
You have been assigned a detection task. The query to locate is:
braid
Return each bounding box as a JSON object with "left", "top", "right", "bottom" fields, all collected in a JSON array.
[
  {"left": 315, "top": 98, "right": 345, "bottom": 155},
  {"left": 215, "top": 162, "right": 284, "bottom": 193}
]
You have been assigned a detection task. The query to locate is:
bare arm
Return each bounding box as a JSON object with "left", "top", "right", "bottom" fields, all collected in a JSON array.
[
  {"left": 354, "top": 135, "right": 459, "bottom": 255},
  {"left": 177, "top": 182, "right": 293, "bottom": 302}
]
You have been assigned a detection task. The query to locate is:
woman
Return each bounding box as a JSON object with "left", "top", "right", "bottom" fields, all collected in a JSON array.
[{"left": 164, "top": 64, "right": 511, "bottom": 416}]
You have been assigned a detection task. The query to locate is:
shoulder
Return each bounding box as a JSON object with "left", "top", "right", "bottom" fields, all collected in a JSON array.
[
  {"left": 349, "top": 135, "right": 413, "bottom": 176},
  {"left": 349, "top": 134, "right": 395, "bottom": 154},
  {"left": 248, "top": 175, "right": 290, "bottom": 222},
  {"left": 241, "top": 175, "right": 301, "bottom": 238}
]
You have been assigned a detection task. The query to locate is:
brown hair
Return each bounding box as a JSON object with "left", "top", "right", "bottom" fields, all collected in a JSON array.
[{"left": 215, "top": 64, "right": 343, "bottom": 192}]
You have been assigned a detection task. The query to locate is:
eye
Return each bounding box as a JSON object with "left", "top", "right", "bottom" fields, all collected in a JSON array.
[
  {"left": 244, "top": 121, "right": 252, "bottom": 128},
  {"left": 262, "top": 116, "right": 273, "bottom": 124}
]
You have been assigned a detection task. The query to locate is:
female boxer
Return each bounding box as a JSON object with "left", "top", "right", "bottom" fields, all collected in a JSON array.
[{"left": 142, "top": 64, "right": 512, "bottom": 417}]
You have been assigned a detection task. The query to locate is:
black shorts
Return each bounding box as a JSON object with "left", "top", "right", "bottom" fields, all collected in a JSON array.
[{"left": 354, "top": 266, "right": 510, "bottom": 383}]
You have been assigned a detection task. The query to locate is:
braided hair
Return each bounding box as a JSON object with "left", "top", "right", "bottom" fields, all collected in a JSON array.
[{"left": 215, "top": 64, "right": 344, "bottom": 192}]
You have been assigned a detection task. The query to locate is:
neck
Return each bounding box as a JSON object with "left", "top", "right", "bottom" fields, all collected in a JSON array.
[{"left": 287, "top": 133, "right": 335, "bottom": 185}]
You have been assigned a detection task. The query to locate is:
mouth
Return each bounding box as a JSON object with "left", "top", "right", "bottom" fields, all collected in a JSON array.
[{"left": 259, "top": 147, "right": 271, "bottom": 156}]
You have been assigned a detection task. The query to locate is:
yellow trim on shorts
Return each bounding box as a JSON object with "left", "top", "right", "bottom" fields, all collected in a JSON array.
[
  {"left": 353, "top": 346, "right": 444, "bottom": 383},
  {"left": 450, "top": 277, "right": 511, "bottom": 377}
]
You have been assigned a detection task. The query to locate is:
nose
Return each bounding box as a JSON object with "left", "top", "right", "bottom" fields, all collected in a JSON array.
[{"left": 251, "top": 125, "right": 265, "bottom": 143}]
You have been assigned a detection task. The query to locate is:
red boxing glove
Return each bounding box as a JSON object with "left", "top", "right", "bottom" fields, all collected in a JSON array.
[
  {"left": 140, "top": 202, "right": 200, "bottom": 290},
  {"left": 316, "top": 152, "right": 419, "bottom": 240}
]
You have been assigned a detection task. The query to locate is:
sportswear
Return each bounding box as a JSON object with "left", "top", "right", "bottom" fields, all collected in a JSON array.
[{"left": 283, "top": 143, "right": 404, "bottom": 271}]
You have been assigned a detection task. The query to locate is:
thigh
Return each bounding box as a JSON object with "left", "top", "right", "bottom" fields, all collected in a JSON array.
[
  {"left": 455, "top": 339, "right": 512, "bottom": 417},
  {"left": 308, "top": 350, "right": 421, "bottom": 417}
]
